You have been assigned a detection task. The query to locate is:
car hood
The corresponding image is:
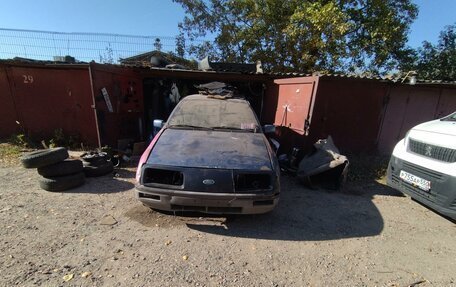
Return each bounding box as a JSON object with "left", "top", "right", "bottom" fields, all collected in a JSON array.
[
  {"left": 147, "top": 128, "right": 272, "bottom": 170},
  {"left": 412, "top": 118, "right": 456, "bottom": 136},
  {"left": 408, "top": 119, "right": 456, "bottom": 149}
]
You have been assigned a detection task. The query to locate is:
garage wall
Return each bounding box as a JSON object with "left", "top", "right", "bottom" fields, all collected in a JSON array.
[
  {"left": 0, "top": 62, "right": 99, "bottom": 146},
  {"left": 308, "top": 77, "right": 388, "bottom": 153},
  {"left": 265, "top": 76, "right": 389, "bottom": 154},
  {"left": 89, "top": 63, "right": 144, "bottom": 147},
  {"left": 377, "top": 84, "right": 456, "bottom": 154},
  {"left": 0, "top": 66, "right": 18, "bottom": 137}
]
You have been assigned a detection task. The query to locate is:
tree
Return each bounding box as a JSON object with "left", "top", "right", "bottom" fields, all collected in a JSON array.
[
  {"left": 174, "top": 0, "right": 418, "bottom": 74},
  {"left": 175, "top": 25, "right": 186, "bottom": 58},
  {"left": 99, "top": 43, "right": 114, "bottom": 64},
  {"left": 407, "top": 24, "right": 455, "bottom": 81}
]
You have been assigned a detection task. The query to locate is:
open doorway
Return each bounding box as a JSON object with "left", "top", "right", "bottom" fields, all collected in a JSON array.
[{"left": 142, "top": 78, "right": 265, "bottom": 142}]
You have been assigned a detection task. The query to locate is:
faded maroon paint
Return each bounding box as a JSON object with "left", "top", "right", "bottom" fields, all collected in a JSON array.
[
  {"left": 309, "top": 77, "right": 388, "bottom": 153},
  {"left": 266, "top": 76, "right": 388, "bottom": 154},
  {"left": 272, "top": 77, "right": 319, "bottom": 135},
  {"left": 435, "top": 88, "right": 456, "bottom": 118},
  {"left": 89, "top": 63, "right": 144, "bottom": 147},
  {"left": 261, "top": 80, "right": 279, "bottom": 124},
  {"left": 262, "top": 77, "right": 319, "bottom": 153},
  {"left": 0, "top": 66, "right": 18, "bottom": 137},
  {"left": 377, "top": 85, "right": 456, "bottom": 154},
  {"left": 0, "top": 63, "right": 99, "bottom": 146}
]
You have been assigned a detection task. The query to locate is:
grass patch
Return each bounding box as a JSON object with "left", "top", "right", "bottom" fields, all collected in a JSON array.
[
  {"left": 0, "top": 133, "right": 33, "bottom": 166},
  {"left": 0, "top": 142, "right": 22, "bottom": 165}
]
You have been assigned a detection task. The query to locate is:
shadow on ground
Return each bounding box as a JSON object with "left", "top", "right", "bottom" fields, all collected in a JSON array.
[
  {"left": 411, "top": 198, "right": 456, "bottom": 224},
  {"left": 185, "top": 176, "right": 389, "bottom": 241},
  {"left": 69, "top": 168, "right": 135, "bottom": 194},
  {"left": 127, "top": 175, "right": 405, "bottom": 241}
]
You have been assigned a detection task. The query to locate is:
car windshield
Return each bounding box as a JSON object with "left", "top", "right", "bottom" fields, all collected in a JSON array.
[
  {"left": 167, "top": 97, "right": 260, "bottom": 131},
  {"left": 440, "top": 111, "right": 456, "bottom": 121}
]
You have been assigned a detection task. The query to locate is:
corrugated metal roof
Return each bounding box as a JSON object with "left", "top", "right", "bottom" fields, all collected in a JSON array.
[{"left": 1, "top": 58, "right": 455, "bottom": 86}]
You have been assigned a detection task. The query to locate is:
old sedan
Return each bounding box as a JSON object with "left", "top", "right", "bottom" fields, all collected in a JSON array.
[{"left": 135, "top": 94, "right": 280, "bottom": 214}]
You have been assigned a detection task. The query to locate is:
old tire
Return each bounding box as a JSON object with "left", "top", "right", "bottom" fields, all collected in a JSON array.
[
  {"left": 82, "top": 159, "right": 107, "bottom": 168},
  {"left": 81, "top": 152, "right": 109, "bottom": 165},
  {"left": 83, "top": 160, "right": 114, "bottom": 177},
  {"left": 39, "top": 172, "right": 85, "bottom": 192},
  {"left": 20, "top": 148, "right": 69, "bottom": 169},
  {"left": 37, "top": 159, "right": 83, "bottom": 177}
]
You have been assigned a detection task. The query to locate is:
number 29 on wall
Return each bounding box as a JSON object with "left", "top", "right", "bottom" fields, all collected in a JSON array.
[{"left": 22, "top": 75, "right": 34, "bottom": 84}]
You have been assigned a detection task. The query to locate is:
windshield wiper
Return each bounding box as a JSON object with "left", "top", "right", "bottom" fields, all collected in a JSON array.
[
  {"left": 210, "top": 126, "right": 256, "bottom": 132},
  {"left": 168, "top": 124, "right": 212, "bottom": 130}
]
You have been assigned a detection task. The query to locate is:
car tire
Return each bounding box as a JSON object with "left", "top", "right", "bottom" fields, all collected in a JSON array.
[
  {"left": 20, "top": 148, "right": 69, "bottom": 169},
  {"left": 37, "top": 159, "right": 83, "bottom": 177},
  {"left": 39, "top": 172, "right": 85, "bottom": 192},
  {"left": 81, "top": 152, "right": 109, "bottom": 165},
  {"left": 83, "top": 160, "right": 114, "bottom": 177}
]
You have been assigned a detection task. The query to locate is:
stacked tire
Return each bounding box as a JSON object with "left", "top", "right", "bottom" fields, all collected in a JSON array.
[
  {"left": 20, "top": 147, "right": 85, "bottom": 192},
  {"left": 81, "top": 152, "right": 114, "bottom": 177}
]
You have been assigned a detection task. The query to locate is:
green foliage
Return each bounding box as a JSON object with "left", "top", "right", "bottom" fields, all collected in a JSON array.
[
  {"left": 99, "top": 44, "right": 114, "bottom": 64},
  {"left": 174, "top": 0, "right": 418, "bottom": 74},
  {"left": 0, "top": 143, "right": 21, "bottom": 165},
  {"left": 8, "top": 133, "right": 30, "bottom": 148},
  {"left": 175, "top": 26, "right": 186, "bottom": 58},
  {"left": 402, "top": 24, "right": 455, "bottom": 81},
  {"left": 48, "top": 128, "right": 81, "bottom": 149},
  {"left": 1, "top": 134, "right": 30, "bottom": 165}
]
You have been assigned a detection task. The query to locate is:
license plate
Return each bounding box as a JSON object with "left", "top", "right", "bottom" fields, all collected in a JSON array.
[{"left": 399, "top": 170, "right": 431, "bottom": 191}]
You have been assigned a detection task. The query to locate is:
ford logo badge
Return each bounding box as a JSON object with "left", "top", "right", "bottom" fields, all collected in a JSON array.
[{"left": 203, "top": 179, "right": 215, "bottom": 185}]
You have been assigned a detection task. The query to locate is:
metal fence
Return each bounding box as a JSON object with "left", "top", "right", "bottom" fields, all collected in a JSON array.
[{"left": 0, "top": 28, "right": 202, "bottom": 63}]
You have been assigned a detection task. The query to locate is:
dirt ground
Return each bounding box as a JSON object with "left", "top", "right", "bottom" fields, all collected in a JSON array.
[{"left": 0, "top": 158, "right": 455, "bottom": 287}]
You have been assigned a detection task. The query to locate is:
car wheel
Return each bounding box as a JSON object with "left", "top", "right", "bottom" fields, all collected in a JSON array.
[
  {"left": 37, "top": 159, "right": 83, "bottom": 177},
  {"left": 39, "top": 172, "right": 85, "bottom": 192},
  {"left": 20, "top": 147, "right": 69, "bottom": 169}
]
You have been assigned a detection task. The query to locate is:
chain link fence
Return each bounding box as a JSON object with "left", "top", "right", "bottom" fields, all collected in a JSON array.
[{"left": 0, "top": 28, "right": 203, "bottom": 64}]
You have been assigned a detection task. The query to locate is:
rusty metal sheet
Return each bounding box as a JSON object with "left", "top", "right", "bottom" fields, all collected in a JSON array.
[
  {"left": 0, "top": 66, "right": 18, "bottom": 138},
  {"left": 435, "top": 88, "right": 456, "bottom": 118},
  {"left": 5, "top": 65, "right": 99, "bottom": 146},
  {"left": 272, "top": 77, "right": 319, "bottom": 135},
  {"left": 90, "top": 63, "right": 144, "bottom": 147},
  {"left": 310, "top": 78, "right": 387, "bottom": 153},
  {"left": 377, "top": 86, "right": 441, "bottom": 154}
]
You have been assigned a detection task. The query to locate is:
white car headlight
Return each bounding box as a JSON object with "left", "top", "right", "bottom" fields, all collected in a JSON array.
[{"left": 403, "top": 130, "right": 411, "bottom": 147}]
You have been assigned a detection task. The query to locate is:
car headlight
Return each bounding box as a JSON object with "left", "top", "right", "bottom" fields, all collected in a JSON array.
[{"left": 403, "top": 130, "right": 411, "bottom": 147}]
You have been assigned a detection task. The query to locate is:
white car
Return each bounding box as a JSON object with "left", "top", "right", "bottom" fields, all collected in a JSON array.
[{"left": 387, "top": 111, "right": 456, "bottom": 220}]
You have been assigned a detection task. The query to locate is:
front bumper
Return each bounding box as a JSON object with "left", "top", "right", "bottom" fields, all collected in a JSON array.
[
  {"left": 387, "top": 155, "right": 456, "bottom": 220},
  {"left": 135, "top": 185, "right": 279, "bottom": 214}
]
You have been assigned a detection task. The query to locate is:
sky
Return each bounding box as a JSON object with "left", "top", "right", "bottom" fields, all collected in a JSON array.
[{"left": 0, "top": 0, "right": 455, "bottom": 55}]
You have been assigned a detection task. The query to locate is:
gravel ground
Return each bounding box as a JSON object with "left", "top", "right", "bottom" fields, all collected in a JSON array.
[{"left": 0, "top": 160, "right": 455, "bottom": 287}]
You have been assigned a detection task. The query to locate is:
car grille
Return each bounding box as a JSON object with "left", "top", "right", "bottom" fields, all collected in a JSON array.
[
  {"left": 408, "top": 138, "right": 456, "bottom": 163},
  {"left": 402, "top": 161, "right": 444, "bottom": 181},
  {"left": 392, "top": 173, "right": 436, "bottom": 203},
  {"left": 392, "top": 161, "right": 447, "bottom": 205}
]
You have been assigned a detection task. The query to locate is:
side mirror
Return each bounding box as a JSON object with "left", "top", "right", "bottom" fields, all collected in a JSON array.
[
  {"left": 263, "top": 124, "right": 276, "bottom": 134},
  {"left": 153, "top": 119, "right": 164, "bottom": 129}
]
